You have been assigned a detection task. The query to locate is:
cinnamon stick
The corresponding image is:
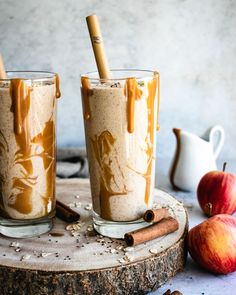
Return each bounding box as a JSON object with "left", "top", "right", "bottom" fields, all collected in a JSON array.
[
  {"left": 124, "top": 217, "right": 179, "bottom": 246},
  {"left": 56, "top": 200, "right": 80, "bottom": 223},
  {"left": 143, "top": 208, "right": 169, "bottom": 223}
]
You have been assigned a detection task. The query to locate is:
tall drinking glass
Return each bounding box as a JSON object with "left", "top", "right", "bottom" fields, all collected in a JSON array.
[
  {"left": 81, "top": 69, "right": 160, "bottom": 238},
  {"left": 0, "top": 71, "right": 60, "bottom": 238}
]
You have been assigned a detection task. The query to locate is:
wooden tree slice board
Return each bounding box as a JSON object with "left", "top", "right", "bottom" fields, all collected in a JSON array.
[{"left": 0, "top": 178, "right": 188, "bottom": 295}]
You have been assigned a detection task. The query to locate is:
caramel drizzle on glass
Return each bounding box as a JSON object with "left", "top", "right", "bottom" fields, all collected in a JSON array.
[
  {"left": 125, "top": 78, "right": 142, "bottom": 133},
  {"left": 82, "top": 72, "right": 160, "bottom": 215},
  {"left": 143, "top": 76, "right": 157, "bottom": 204},
  {"left": 155, "top": 72, "right": 160, "bottom": 131},
  {"left": 9, "top": 79, "right": 33, "bottom": 213},
  {"left": 81, "top": 76, "right": 91, "bottom": 120},
  {"left": 55, "top": 73, "right": 61, "bottom": 99},
  {"left": 5, "top": 77, "right": 58, "bottom": 215},
  {"left": 125, "top": 73, "right": 160, "bottom": 205},
  {"left": 91, "top": 130, "right": 127, "bottom": 220},
  {"left": 31, "top": 118, "right": 56, "bottom": 211}
]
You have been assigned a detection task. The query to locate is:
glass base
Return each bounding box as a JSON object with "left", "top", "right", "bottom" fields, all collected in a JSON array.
[
  {"left": 0, "top": 210, "right": 55, "bottom": 238},
  {"left": 93, "top": 212, "right": 149, "bottom": 239}
]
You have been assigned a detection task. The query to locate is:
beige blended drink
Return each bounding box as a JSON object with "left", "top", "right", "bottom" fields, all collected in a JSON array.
[
  {"left": 81, "top": 70, "right": 160, "bottom": 237},
  {"left": 0, "top": 71, "right": 60, "bottom": 238}
]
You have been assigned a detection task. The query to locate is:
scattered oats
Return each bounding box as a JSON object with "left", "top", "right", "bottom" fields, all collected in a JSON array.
[
  {"left": 66, "top": 223, "right": 82, "bottom": 233},
  {"left": 110, "top": 249, "right": 117, "bottom": 254},
  {"left": 124, "top": 253, "right": 132, "bottom": 260},
  {"left": 116, "top": 245, "right": 124, "bottom": 251},
  {"left": 41, "top": 252, "right": 53, "bottom": 258},
  {"left": 123, "top": 247, "right": 134, "bottom": 252},
  {"left": 68, "top": 202, "right": 81, "bottom": 208},
  {"left": 21, "top": 254, "right": 31, "bottom": 261},
  {"left": 149, "top": 248, "right": 158, "bottom": 254},
  {"left": 71, "top": 231, "right": 80, "bottom": 237},
  {"left": 66, "top": 224, "right": 74, "bottom": 231},
  {"left": 75, "top": 195, "right": 80, "bottom": 199},
  {"left": 84, "top": 203, "right": 92, "bottom": 211},
  {"left": 78, "top": 222, "right": 85, "bottom": 227},
  {"left": 127, "top": 256, "right": 134, "bottom": 262},
  {"left": 72, "top": 224, "right": 81, "bottom": 230},
  {"left": 122, "top": 253, "right": 134, "bottom": 262},
  {"left": 118, "top": 258, "right": 126, "bottom": 264},
  {"left": 124, "top": 252, "right": 131, "bottom": 257},
  {"left": 15, "top": 247, "right": 21, "bottom": 252},
  {"left": 10, "top": 242, "right": 20, "bottom": 248},
  {"left": 87, "top": 225, "right": 93, "bottom": 232}
]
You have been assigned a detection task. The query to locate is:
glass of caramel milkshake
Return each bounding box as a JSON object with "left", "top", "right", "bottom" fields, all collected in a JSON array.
[
  {"left": 0, "top": 71, "right": 60, "bottom": 238},
  {"left": 81, "top": 69, "right": 160, "bottom": 238}
]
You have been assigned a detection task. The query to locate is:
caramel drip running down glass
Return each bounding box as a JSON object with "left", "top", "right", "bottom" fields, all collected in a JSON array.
[
  {"left": 0, "top": 71, "right": 60, "bottom": 238},
  {"left": 81, "top": 69, "right": 160, "bottom": 238}
]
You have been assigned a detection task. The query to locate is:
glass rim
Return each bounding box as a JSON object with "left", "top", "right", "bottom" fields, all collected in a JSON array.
[
  {"left": 0, "top": 71, "right": 57, "bottom": 82},
  {"left": 81, "top": 69, "right": 159, "bottom": 81}
]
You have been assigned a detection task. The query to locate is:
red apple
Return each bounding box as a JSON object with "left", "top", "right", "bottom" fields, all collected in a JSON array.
[
  {"left": 188, "top": 214, "right": 236, "bottom": 274},
  {"left": 197, "top": 163, "right": 236, "bottom": 216}
]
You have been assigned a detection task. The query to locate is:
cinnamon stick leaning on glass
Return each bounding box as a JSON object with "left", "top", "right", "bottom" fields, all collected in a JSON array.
[{"left": 143, "top": 208, "right": 170, "bottom": 223}]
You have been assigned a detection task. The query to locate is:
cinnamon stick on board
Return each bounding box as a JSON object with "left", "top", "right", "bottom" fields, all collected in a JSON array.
[
  {"left": 56, "top": 200, "right": 80, "bottom": 223},
  {"left": 124, "top": 217, "right": 179, "bottom": 246},
  {"left": 143, "top": 208, "right": 169, "bottom": 223}
]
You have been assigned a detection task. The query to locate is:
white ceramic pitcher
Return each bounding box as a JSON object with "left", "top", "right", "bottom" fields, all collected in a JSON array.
[{"left": 169, "top": 125, "right": 225, "bottom": 191}]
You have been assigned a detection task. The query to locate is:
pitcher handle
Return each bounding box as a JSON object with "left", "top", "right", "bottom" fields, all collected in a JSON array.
[{"left": 209, "top": 125, "right": 225, "bottom": 158}]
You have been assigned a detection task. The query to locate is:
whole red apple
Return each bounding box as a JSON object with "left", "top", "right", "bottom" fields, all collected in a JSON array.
[
  {"left": 197, "top": 163, "right": 236, "bottom": 216},
  {"left": 188, "top": 214, "right": 236, "bottom": 274}
]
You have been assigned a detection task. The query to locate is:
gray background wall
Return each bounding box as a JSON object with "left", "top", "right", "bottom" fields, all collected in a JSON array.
[{"left": 0, "top": 0, "right": 235, "bottom": 160}]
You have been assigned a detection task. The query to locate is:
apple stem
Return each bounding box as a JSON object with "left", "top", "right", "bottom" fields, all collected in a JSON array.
[
  {"left": 205, "top": 203, "right": 212, "bottom": 217},
  {"left": 223, "top": 162, "right": 227, "bottom": 172}
]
